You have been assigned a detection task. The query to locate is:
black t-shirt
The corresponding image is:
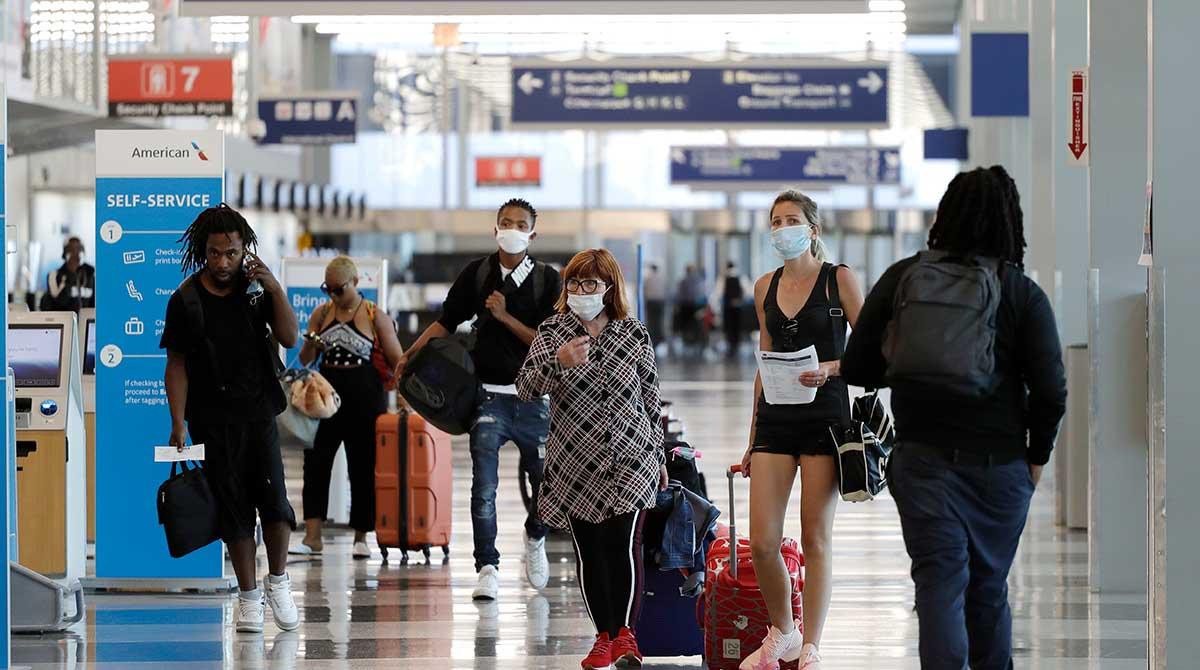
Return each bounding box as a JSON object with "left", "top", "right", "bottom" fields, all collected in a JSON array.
[
  {"left": 160, "top": 280, "right": 275, "bottom": 425},
  {"left": 437, "top": 254, "right": 562, "bottom": 386}
]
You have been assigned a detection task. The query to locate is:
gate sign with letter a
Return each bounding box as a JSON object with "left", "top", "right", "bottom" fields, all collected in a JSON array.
[{"left": 108, "top": 55, "right": 234, "bottom": 118}]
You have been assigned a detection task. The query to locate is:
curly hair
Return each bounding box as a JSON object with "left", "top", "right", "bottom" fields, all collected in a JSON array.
[
  {"left": 497, "top": 198, "right": 538, "bottom": 228},
  {"left": 927, "top": 166, "right": 1027, "bottom": 267},
  {"left": 177, "top": 203, "right": 259, "bottom": 275}
]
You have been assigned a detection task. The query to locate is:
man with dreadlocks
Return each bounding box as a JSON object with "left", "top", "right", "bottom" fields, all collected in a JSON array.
[
  {"left": 842, "top": 166, "right": 1067, "bottom": 669},
  {"left": 396, "top": 198, "right": 561, "bottom": 601},
  {"left": 160, "top": 204, "right": 301, "bottom": 634}
]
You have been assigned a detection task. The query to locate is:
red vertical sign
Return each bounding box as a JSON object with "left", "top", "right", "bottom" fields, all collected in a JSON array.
[{"left": 1068, "top": 68, "right": 1089, "bottom": 165}]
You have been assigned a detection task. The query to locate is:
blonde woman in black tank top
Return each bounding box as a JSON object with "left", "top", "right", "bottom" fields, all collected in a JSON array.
[{"left": 737, "top": 192, "right": 865, "bottom": 670}]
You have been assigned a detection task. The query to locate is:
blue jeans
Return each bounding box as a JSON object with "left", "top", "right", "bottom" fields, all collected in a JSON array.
[
  {"left": 890, "top": 443, "right": 1035, "bottom": 670},
  {"left": 470, "top": 392, "right": 549, "bottom": 571}
]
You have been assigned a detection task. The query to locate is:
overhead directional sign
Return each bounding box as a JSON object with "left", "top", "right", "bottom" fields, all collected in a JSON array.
[
  {"left": 511, "top": 60, "right": 889, "bottom": 129},
  {"left": 180, "top": 1, "right": 868, "bottom": 17},
  {"left": 670, "top": 146, "right": 901, "bottom": 188},
  {"left": 255, "top": 92, "right": 358, "bottom": 145}
]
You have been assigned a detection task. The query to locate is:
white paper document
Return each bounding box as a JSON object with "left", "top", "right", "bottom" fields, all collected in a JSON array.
[
  {"left": 756, "top": 346, "right": 820, "bottom": 405},
  {"left": 154, "top": 444, "right": 206, "bottom": 463}
]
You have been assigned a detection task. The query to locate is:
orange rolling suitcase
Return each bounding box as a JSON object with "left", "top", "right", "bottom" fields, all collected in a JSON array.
[{"left": 375, "top": 410, "right": 453, "bottom": 564}]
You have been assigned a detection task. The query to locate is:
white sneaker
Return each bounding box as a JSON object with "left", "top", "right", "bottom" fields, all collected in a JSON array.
[
  {"left": 738, "top": 621, "right": 803, "bottom": 670},
  {"left": 352, "top": 541, "right": 371, "bottom": 559},
  {"left": 265, "top": 574, "right": 300, "bottom": 632},
  {"left": 236, "top": 594, "right": 265, "bottom": 634},
  {"left": 472, "top": 565, "right": 500, "bottom": 601},
  {"left": 524, "top": 534, "right": 550, "bottom": 590},
  {"left": 797, "top": 643, "right": 823, "bottom": 670}
]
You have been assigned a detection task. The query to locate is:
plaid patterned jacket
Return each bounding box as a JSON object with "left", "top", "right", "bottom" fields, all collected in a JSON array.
[{"left": 517, "top": 313, "right": 665, "bottom": 529}]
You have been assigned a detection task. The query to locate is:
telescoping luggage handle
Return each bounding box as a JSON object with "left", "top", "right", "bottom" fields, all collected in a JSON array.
[{"left": 727, "top": 464, "right": 744, "bottom": 580}]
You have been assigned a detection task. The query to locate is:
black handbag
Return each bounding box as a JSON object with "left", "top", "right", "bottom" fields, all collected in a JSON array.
[
  {"left": 830, "top": 391, "right": 896, "bottom": 502},
  {"left": 156, "top": 460, "right": 222, "bottom": 558}
]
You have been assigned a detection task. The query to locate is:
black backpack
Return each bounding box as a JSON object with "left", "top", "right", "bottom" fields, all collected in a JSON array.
[
  {"left": 400, "top": 255, "right": 547, "bottom": 435},
  {"left": 882, "top": 251, "right": 1003, "bottom": 397}
]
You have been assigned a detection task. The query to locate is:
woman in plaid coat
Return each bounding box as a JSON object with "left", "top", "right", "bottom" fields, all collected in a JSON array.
[{"left": 518, "top": 248, "right": 667, "bottom": 670}]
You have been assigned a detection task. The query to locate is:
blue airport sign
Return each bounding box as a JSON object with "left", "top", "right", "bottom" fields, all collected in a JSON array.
[
  {"left": 511, "top": 61, "right": 889, "bottom": 128},
  {"left": 670, "top": 146, "right": 901, "bottom": 187},
  {"left": 256, "top": 93, "right": 357, "bottom": 146}
]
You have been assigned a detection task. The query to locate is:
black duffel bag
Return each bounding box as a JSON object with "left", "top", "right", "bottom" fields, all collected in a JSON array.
[
  {"left": 157, "top": 460, "right": 221, "bottom": 558},
  {"left": 399, "top": 335, "right": 482, "bottom": 435}
]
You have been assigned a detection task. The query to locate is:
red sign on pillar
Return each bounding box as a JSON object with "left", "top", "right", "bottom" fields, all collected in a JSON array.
[
  {"left": 475, "top": 157, "right": 542, "bottom": 187},
  {"left": 108, "top": 55, "right": 234, "bottom": 118},
  {"left": 1067, "top": 67, "right": 1090, "bottom": 166}
]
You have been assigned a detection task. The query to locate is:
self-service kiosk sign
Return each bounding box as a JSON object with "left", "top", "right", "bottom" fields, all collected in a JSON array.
[
  {"left": 107, "top": 55, "right": 234, "bottom": 118},
  {"left": 94, "top": 129, "right": 225, "bottom": 580}
]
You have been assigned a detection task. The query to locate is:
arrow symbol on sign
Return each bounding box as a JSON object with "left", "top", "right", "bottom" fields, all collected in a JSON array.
[
  {"left": 517, "top": 71, "right": 545, "bottom": 96},
  {"left": 1069, "top": 72, "right": 1088, "bottom": 161},
  {"left": 857, "top": 71, "right": 884, "bottom": 95},
  {"left": 672, "top": 148, "right": 687, "bottom": 164}
]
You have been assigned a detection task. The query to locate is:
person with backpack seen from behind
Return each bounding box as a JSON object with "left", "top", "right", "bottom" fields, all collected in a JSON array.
[
  {"left": 713, "top": 261, "right": 752, "bottom": 358},
  {"left": 517, "top": 248, "right": 667, "bottom": 670},
  {"left": 160, "top": 204, "right": 301, "bottom": 634},
  {"left": 841, "top": 166, "right": 1067, "bottom": 670},
  {"left": 737, "top": 191, "right": 864, "bottom": 670},
  {"left": 395, "top": 198, "right": 562, "bottom": 600},
  {"left": 293, "top": 256, "right": 404, "bottom": 559}
]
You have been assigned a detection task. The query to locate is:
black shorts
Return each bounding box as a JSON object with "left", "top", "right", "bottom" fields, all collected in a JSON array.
[
  {"left": 752, "top": 424, "right": 838, "bottom": 458},
  {"left": 189, "top": 418, "right": 296, "bottom": 544}
]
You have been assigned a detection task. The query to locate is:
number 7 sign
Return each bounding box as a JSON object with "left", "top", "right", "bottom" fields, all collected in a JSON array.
[{"left": 108, "top": 55, "right": 233, "bottom": 118}]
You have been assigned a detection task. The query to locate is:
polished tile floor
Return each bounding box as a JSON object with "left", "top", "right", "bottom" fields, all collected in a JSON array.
[{"left": 14, "top": 359, "right": 1148, "bottom": 669}]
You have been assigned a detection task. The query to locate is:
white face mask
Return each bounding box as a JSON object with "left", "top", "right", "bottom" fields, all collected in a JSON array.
[
  {"left": 496, "top": 228, "right": 531, "bottom": 254},
  {"left": 567, "top": 293, "right": 606, "bottom": 321}
]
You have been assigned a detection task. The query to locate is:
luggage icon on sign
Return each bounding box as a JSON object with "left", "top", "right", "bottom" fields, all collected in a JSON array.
[{"left": 125, "top": 317, "right": 145, "bottom": 336}]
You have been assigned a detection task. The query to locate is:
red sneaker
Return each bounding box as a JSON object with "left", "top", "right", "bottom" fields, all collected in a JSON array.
[
  {"left": 610, "top": 627, "right": 643, "bottom": 668},
  {"left": 582, "top": 632, "right": 613, "bottom": 670}
]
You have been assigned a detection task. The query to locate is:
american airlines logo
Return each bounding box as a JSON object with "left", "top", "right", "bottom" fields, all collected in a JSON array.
[{"left": 128, "top": 141, "right": 208, "bottom": 161}]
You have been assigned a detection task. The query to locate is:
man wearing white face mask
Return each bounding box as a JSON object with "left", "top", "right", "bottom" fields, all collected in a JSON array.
[{"left": 397, "top": 198, "right": 562, "bottom": 600}]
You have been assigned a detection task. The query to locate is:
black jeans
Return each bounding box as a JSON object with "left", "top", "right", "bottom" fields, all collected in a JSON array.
[
  {"left": 303, "top": 366, "right": 385, "bottom": 533},
  {"left": 890, "top": 443, "right": 1035, "bottom": 670},
  {"left": 569, "top": 510, "right": 647, "bottom": 638}
]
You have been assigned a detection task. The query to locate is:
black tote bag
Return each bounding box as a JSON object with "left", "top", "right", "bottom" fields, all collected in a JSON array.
[{"left": 156, "top": 460, "right": 221, "bottom": 558}]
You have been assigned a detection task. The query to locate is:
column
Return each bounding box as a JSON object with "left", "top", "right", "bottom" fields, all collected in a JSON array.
[
  {"left": 1149, "top": 0, "right": 1200, "bottom": 664},
  {"left": 956, "top": 0, "right": 1032, "bottom": 221},
  {"left": 1086, "top": 0, "right": 1148, "bottom": 594},
  {"left": 1052, "top": 0, "right": 1089, "bottom": 345},
  {"left": 1027, "top": 0, "right": 1055, "bottom": 295}
]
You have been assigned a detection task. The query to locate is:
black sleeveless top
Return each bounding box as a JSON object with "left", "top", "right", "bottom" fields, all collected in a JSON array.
[{"left": 755, "top": 263, "right": 851, "bottom": 441}]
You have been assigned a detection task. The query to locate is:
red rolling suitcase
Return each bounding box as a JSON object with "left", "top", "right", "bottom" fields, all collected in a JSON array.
[
  {"left": 375, "top": 411, "right": 453, "bottom": 564},
  {"left": 703, "top": 465, "right": 804, "bottom": 669}
]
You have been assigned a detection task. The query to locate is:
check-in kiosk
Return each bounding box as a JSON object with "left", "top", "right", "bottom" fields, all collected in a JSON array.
[
  {"left": 10, "top": 312, "right": 86, "bottom": 582},
  {"left": 79, "top": 309, "right": 96, "bottom": 544}
]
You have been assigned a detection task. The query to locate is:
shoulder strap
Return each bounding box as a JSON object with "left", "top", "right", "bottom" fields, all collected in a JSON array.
[
  {"left": 826, "top": 263, "right": 848, "bottom": 359},
  {"left": 474, "top": 255, "right": 496, "bottom": 297},
  {"left": 531, "top": 260, "right": 546, "bottom": 305},
  {"left": 178, "top": 275, "right": 231, "bottom": 392}
]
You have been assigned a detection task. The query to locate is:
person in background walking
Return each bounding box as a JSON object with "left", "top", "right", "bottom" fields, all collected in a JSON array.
[
  {"left": 396, "top": 198, "right": 561, "bottom": 600},
  {"left": 295, "top": 256, "right": 404, "bottom": 560},
  {"left": 675, "top": 265, "right": 707, "bottom": 354},
  {"left": 517, "top": 248, "right": 667, "bottom": 670},
  {"left": 739, "top": 191, "right": 864, "bottom": 670},
  {"left": 712, "top": 261, "right": 752, "bottom": 358},
  {"left": 841, "top": 166, "right": 1067, "bottom": 670},
  {"left": 643, "top": 262, "right": 667, "bottom": 347}
]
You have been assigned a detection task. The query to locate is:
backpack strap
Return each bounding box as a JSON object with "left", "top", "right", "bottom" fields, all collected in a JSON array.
[
  {"left": 825, "top": 263, "right": 849, "bottom": 359},
  {"left": 177, "top": 275, "right": 229, "bottom": 393}
]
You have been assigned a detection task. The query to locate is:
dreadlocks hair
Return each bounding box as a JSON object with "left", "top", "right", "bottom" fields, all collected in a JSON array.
[
  {"left": 927, "top": 165, "right": 1027, "bottom": 267},
  {"left": 178, "top": 203, "right": 259, "bottom": 275},
  {"left": 497, "top": 198, "right": 538, "bottom": 228}
]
